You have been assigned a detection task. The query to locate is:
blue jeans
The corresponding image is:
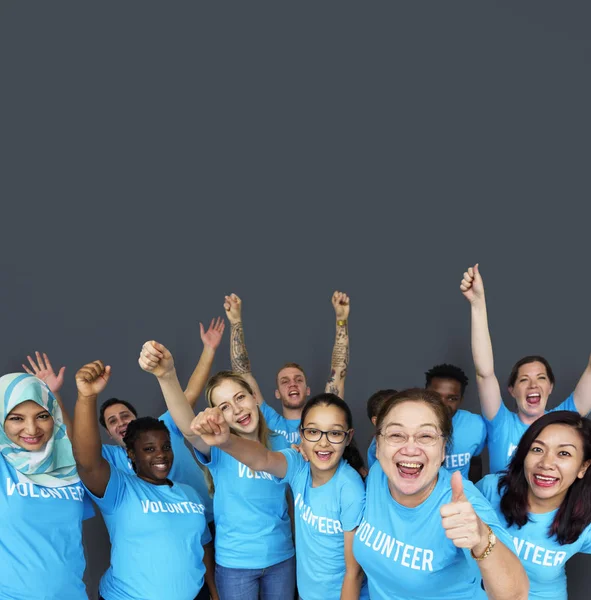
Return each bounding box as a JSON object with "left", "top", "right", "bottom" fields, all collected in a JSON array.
[{"left": 215, "top": 556, "right": 296, "bottom": 600}]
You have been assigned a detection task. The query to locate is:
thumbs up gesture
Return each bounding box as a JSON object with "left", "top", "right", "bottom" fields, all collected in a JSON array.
[{"left": 440, "top": 472, "right": 489, "bottom": 553}]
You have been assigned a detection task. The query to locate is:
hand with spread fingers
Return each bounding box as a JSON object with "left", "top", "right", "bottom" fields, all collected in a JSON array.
[
  {"left": 223, "top": 293, "right": 242, "bottom": 325},
  {"left": 138, "top": 341, "right": 175, "bottom": 378},
  {"left": 440, "top": 472, "right": 489, "bottom": 555},
  {"left": 75, "top": 361, "right": 111, "bottom": 398},
  {"left": 190, "top": 407, "right": 230, "bottom": 446},
  {"left": 23, "top": 351, "right": 66, "bottom": 394},
  {"left": 332, "top": 291, "right": 350, "bottom": 321},
  {"left": 200, "top": 317, "right": 225, "bottom": 350},
  {"left": 460, "top": 264, "right": 485, "bottom": 305}
]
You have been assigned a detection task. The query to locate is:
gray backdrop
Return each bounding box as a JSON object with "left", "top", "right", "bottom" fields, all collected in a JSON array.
[{"left": 1, "top": 1, "right": 590, "bottom": 598}]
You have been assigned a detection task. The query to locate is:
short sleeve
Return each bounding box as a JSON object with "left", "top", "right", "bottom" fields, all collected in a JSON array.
[
  {"left": 84, "top": 463, "right": 127, "bottom": 515},
  {"left": 474, "top": 417, "right": 488, "bottom": 456},
  {"left": 484, "top": 401, "right": 510, "bottom": 438},
  {"left": 475, "top": 474, "right": 498, "bottom": 504},
  {"left": 339, "top": 470, "right": 366, "bottom": 531},
  {"left": 201, "top": 523, "right": 212, "bottom": 546},
  {"left": 82, "top": 494, "right": 96, "bottom": 520},
  {"left": 552, "top": 393, "right": 577, "bottom": 414},
  {"left": 260, "top": 402, "right": 283, "bottom": 432},
  {"left": 159, "top": 411, "right": 183, "bottom": 439},
  {"left": 194, "top": 446, "right": 219, "bottom": 471},
  {"left": 276, "top": 448, "right": 305, "bottom": 485}
]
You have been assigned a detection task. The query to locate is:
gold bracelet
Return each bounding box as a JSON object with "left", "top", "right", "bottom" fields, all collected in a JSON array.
[
  {"left": 337, "top": 319, "right": 347, "bottom": 327},
  {"left": 471, "top": 524, "right": 496, "bottom": 561}
]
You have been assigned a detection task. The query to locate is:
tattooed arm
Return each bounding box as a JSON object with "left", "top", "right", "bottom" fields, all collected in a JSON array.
[
  {"left": 325, "top": 291, "right": 350, "bottom": 400},
  {"left": 224, "top": 293, "right": 265, "bottom": 402}
]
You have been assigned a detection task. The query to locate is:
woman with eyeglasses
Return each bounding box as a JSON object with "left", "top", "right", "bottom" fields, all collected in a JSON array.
[
  {"left": 190, "top": 392, "right": 368, "bottom": 600},
  {"left": 353, "top": 389, "right": 529, "bottom": 600},
  {"left": 139, "top": 342, "right": 295, "bottom": 600}
]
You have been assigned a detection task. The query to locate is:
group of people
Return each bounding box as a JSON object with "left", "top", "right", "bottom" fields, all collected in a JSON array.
[{"left": 1, "top": 266, "right": 590, "bottom": 600}]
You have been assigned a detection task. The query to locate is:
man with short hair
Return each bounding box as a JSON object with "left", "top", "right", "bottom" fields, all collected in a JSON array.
[
  {"left": 425, "top": 363, "right": 486, "bottom": 482},
  {"left": 224, "top": 292, "right": 350, "bottom": 444}
]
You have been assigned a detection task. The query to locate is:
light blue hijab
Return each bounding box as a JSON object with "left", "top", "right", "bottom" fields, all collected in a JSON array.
[{"left": 0, "top": 373, "right": 79, "bottom": 487}]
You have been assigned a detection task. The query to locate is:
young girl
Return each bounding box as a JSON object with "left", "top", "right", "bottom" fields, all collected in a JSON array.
[
  {"left": 0, "top": 372, "right": 93, "bottom": 600},
  {"left": 477, "top": 411, "right": 591, "bottom": 600},
  {"left": 139, "top": 341, "right": 295, "bottom": 600},
  {"left": 71, "top": 360, "right": 213, "bottom": 600},
  {"left": 191, "top": 392, "right": 368, "bottom": 600}
]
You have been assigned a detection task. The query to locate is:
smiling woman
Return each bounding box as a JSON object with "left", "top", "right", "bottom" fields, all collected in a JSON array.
[
  {"left": 477, "top": 411, "right": 591, "bottom": 600},
  {"left": 353, "top": 388, "right": 529, "bottom": 600},
  {"left": 188, "top": 393, "right": 368, "bottom": 600},
  {"left": 0, "top": 373, "right": 92, "bottom": 600},
  {"left": 71, "top": 360, "right": 212, "bottom": 600},
  {"left": 138, "top": 343, "right": 296, "bottom": 600}
]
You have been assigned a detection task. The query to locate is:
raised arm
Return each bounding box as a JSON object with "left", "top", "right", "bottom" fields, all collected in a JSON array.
[
  {"left": 573, "top": 353, "right": 591, "bottom": 416},
  {"left": 441, "top": 472, "right": 528, "bottom": 600},
  {"left": 325, "top": 291, "right": 350, "bottom": 399},
  {"left": 23, "top": 351, "right": 72, "bottom": 436},
  {"left": 191, "top": 407, "right": 288, "bottom": 478},
  {"left": 139, "top": 341, "right": 210, "bottom": 455},
  {"left": 184, "top": 317, "right": 225, "bottom": 408},
  {"left": 225, "top": 293, "right": 265, "bottom": 402},
  {"left": 461, "top": 265, "right": 502, "bottom": 421},
  {"left": 71, "top": 361, "right": 112, "bottom": 497}
]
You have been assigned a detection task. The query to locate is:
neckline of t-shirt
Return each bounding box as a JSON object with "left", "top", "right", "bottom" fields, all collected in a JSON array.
[
  {"left": 383, "top": 467, "right": 446, "bottom": 512},
  {"left": 308, "top": 459, "right": 344, "bottom": 491}
]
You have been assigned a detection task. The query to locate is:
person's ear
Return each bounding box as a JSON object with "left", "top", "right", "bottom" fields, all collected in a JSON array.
[
  {"left": 275, "top": 389, "right": 281, "bottom": 400},
  {"left": 577, "top": 459, "right": 591, "bottom": 479},
  {"left": 371, "top": 416, "right": 377, "bottom": 427},
  {"left": 346, "top": 428, "right": 354, "bottom": 446}
]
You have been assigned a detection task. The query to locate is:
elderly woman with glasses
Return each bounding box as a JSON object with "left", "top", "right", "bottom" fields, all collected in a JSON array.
[{"left": 353, "top": 389, "right": 529, "bottom": 600}]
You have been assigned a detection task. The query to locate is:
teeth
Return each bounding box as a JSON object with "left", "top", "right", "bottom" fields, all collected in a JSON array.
[
  {"left": 399, "top": 462, "right": 422, "bottom": 468},
  {"left": 535, "top": 475, "right": 557, "bottom": 482}
]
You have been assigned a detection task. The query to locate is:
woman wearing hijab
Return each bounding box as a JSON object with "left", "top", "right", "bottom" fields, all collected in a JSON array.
[{"left": 0, "top": 372, "right": 93, "bottom": 600}]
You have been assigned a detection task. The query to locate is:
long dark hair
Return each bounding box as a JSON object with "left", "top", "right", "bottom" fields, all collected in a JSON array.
[
  {"left": 508, "top": 355, "right": 555, "bottom": 388},
  {"left": 499, "top": 411, "right": 591, "bottom": 545},
  {"left": 300, "top": 393, "right": 365, "bottom": 476}
]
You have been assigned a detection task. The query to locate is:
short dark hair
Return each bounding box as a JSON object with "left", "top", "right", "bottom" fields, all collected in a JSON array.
[
  {"left": 499, "top": 411, "right": 591, "bottom": 545},
  {"left": 366, "top": 389, "right": 398, "bottom": 421},
  {"left": 508, "top": 355, "right": 555, "bottom": 388},
  {"left": 99, "top": 398, "right": 138, "bottom": 429},
  {"left": 376, "top": 388, "right": 453, "bottom": 453},
  {"left": 300, "top": 393, "right": 366, "bottom": 477},
  {"left": 425, "top": 364, "right": 469, "bottom": 396},
  {"left": 123, "top": 417, "right": 171, "bottom": 472}
]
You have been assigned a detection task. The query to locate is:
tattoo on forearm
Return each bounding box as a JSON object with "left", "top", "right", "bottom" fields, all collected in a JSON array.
[
  {"left": 326, "top": 369, "right": 340, "bottom": 395},
  {"left": 331, "top": 324, "right": 349, "bottom": 374},
  {"left": 230, "top": 322, "right": 251, "bottom": 374}
]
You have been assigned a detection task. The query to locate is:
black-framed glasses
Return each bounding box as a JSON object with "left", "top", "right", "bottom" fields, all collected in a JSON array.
[{"left": 300, "top": 427, "right": 351, "bottom": 444}]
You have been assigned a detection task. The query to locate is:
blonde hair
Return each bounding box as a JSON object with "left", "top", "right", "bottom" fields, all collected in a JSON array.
[{"left": 203, "top": 371, "right": 274, "bottom": 496}]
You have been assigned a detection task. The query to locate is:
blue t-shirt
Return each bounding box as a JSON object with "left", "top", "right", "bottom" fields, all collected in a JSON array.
[
  {"left": 260, "top": 401, "right": 301, "bottom": 444},
  {"left": 0, "top": 455, "right": 93, "bottom": 600},
  {"left": 486, "top": 394, "right": 577, "bottom": 474},
  {"left": 278, "top": 449, "right": 368, "bottom": 600},
  {"left": 477, "top": 474, "right": 591, "bottom": 600},
  {"left": 444, "top": 410, "right": 487, "bottom": 479},
  {"left": 86, "top": 464, "right": 210, "bottom": 600},
  {"left": 101, "top": 410, "right": 213, "bottom": 522},
  {"left": 195, "top": 434, "right": 294, "bottom": 569},
  {"left": 354, "top": 463, "right": 514, "bottom": 600},
  {"left": 367, "top": 436, "right": 377, "bottom": 469}
]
